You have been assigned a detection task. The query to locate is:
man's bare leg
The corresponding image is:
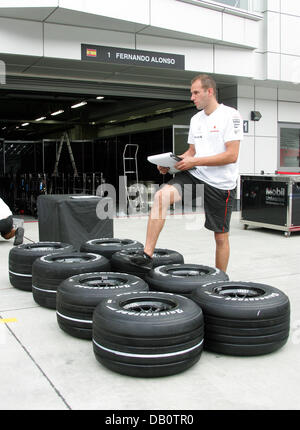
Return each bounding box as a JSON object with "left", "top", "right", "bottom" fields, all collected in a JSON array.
[
  {"left": 144, "top": 184, "right": 182, "bottom": 257},
  {"left": 214, "top": 231, "right": 230, "bottom": 272}
]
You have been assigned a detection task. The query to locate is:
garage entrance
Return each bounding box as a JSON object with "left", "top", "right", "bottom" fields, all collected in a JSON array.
[{"left": 0, "top": 81, "right": 193, "bottom": 215}]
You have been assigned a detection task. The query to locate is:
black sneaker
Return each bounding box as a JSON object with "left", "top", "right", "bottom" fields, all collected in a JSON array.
[
  {"left": 13, "top": 227, "right": 24, "bottom": 246},
  {"left": 130, "top": 251, "right": 153, "bottom": 270}
]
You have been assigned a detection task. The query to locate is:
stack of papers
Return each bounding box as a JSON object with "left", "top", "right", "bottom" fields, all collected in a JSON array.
[{"left": 147, "top": 152, "right": 182, "bottom": 173}]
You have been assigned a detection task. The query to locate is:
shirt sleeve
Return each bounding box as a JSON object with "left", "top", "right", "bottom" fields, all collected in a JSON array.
[
  {"left": 187, "top": 118, "right": 195, "bottom": 145},
  {"left": 223, "top": 109, "right": 244, "bottom": 142}
]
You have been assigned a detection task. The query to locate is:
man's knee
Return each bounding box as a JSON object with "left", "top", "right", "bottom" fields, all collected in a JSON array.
[
  {"left": 214, "top": 232, "right": 229, "bottom": 247},
  {"left": 153, "top": 185, "right": 181, "bottom": 208}
]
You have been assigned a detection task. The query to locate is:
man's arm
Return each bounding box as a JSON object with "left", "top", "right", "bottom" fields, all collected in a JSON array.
[
  {"left": 179, "top": 144, "right": 196, "bottom": 159},
  {"left": 175, "top": 140, "right": 240, "bottom": 171},
  {"left": 157, "top": 145, "right": 196, "bottom": 174}
]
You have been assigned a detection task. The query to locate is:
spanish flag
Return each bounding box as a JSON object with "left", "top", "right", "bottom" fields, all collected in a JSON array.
[{"left": 86, "top": 48, "right": 97, "bottom": 57}]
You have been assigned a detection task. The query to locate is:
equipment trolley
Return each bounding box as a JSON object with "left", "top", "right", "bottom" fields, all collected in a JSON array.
[{"left": 240, "top": 174, "right": 300, "bottom": 237}]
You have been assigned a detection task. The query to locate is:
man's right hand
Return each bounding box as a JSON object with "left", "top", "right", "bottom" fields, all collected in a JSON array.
[{"left": 157, "top": 165, "right": 170, "bottom": 175}]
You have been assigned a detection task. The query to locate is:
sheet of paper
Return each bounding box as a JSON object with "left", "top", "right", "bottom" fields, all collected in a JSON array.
[
  {"left": 147, "top": 152, "right": 181, "bottom": 172},
  {"left": 147, "top": 152, "right": 195, "bottom": 173}
]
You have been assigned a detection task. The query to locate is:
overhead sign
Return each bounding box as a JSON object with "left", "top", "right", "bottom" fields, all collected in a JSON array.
[{"left": 81, "top": 44, "right": 185, "bottom": 70}]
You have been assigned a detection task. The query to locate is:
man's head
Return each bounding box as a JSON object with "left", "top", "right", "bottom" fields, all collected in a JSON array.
[{"left": 190, "top": 74, "right": 217, "bottom": 112}]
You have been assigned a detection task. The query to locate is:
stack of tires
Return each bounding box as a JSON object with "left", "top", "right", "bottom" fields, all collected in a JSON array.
[
  {"left": 111, "top": 248, "right": 184, "bottom": 279},
  {"left": 191, "top": 281, "right": 290, "bottom": 356},
  {"left": 8, "top": 242, "right": 75, "bottom": 291},
  {"left": 145, "top": 264, "right": 228, "bottom": 297},
  {"left": 92, "top": 291, "right": 204, "bottom": 377},
  {"left": 56, "top": 272, "right": 149, "bottom": 339},
  {"left": 80, "top": 238, "right": 144, "bottom": 259},
  {"left": 8, "top": 235, "right": 290, "bottom": 378},
  {"left": 32, "top": 252, "right": 111, "bottom": 309}
]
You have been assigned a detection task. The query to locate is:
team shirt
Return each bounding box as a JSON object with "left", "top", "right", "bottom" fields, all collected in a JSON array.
[
  {"left": 0, "top": 197, "right": 12, "bottom": 220},
  {"left": 187, "top": 103, "right": 243, "bottom": 190}
]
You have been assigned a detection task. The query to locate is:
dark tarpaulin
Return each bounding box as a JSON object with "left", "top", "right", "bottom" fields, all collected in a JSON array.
[{"left": 37, "top": 194, "right": 113, "bottom": 250}]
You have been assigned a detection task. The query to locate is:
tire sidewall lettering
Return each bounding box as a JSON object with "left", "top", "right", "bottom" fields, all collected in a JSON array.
[
  {"left": 204, "top": 290, "right": 280, "bottom": 302},
  {"left": 111, "top": 308, "right": 184, "bottom": 317}
]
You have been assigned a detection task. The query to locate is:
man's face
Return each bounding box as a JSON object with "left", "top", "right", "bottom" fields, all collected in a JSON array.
[{"left": 190, "top": 80, "right": 211, "bottom": 110}]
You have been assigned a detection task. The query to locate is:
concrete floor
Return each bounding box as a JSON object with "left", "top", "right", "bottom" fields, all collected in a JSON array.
[{"left": 0, "top": 211, "right": 299, "bottom": 411}]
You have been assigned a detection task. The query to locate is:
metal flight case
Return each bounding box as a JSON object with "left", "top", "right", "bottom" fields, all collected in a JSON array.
[{"left": 240, "top": 174, "right": 300, "bottom": 237}]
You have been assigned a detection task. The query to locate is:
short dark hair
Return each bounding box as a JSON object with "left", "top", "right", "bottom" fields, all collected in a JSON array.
[{"left": 191, "top": 74, "right": 217, "bottom": 96}]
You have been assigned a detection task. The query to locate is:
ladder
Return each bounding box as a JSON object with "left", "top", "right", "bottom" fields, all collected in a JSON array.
[
  {"left": 53, "top": 131, "right": 78, "bottom": 177},
  {"left": 49, "top": 131, "right": 78, "bottom": 194},
  {"left": 123, "top": 143, "right": 143, "bottom": 212}
]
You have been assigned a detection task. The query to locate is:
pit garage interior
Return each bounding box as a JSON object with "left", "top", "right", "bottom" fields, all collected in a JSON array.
[{"left": 0, "top": 54, "right": 241, "bottom": 216}]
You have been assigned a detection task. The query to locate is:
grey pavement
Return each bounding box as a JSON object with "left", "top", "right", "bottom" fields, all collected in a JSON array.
[{"left": 0, "top": 211, "right": 299, "bottom": 410}]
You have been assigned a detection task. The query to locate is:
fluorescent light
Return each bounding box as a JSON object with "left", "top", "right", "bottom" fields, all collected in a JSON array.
[
  {"left": 71, "top": 101, "right": 87, "bottom": 109},
  {"left": 96, "top": 96, "right": 104, "bottom": 100},
  {"left": 155, "top": 108, "right": 173, "bottom": 114},
  {"left": 35, "top": 116, "right": 46, "bottom": 121},
  {"left": 21, "top": 123, "right": 29, "bottom": 127},
  {"left": 51, "top": 110, "right": 64, "bottom": 116}
]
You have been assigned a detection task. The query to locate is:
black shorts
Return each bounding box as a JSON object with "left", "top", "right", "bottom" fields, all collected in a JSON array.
[
  {"left": 167, "top": 171, "right": 236, "bottom": 233},
  {"left": 0, "top": 215, "right": 13, "bottom": 237}
]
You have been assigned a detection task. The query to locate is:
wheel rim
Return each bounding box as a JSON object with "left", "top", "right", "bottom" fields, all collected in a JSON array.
[
  {"left": 26, "top": 244, "right": 62, "bottom": 251},
  {"left": 80, "top": 277, "right": 126, "bottom": 287},
  {"left": 167, "top": 268, "right": 209, "bottom": 277},
  {"left": 32, "top": 247, "right": 58, "bottom": 251},
  {"left": 53, "top": 256, "right": 93, "bottom": 263},
  {"left": 93, "top": 239, "right": 122, "bottom": 245},
  {"left": 93, "top": 239, "right": 132, "bottom": 245},
  {"left": 213, "top": 285, "right": 265, "bottom": 299},
  {"left": 120, "top": 297, "right": 177, "bottom": 314}
]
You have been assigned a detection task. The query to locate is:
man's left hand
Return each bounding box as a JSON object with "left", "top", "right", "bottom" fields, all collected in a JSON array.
[{"left": 175, "top": 156, "right": 196, "bottom": 171}]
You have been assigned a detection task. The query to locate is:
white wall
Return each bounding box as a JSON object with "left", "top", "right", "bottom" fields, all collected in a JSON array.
[
  {"left": 0, "top": 18, "right": 256, "bottom": 79},
  {"left": 238, "top": 82, "right": 300, "bottom": 176},
  {"left": 259, "top": 0, "right": 300, "bottom": 83},
  {"left": 238, "top": 84, "right": 278, "bottom": 175},
  {"left": 1, "top": 0, "right": 300, "bottom": 85},
  {"left": 44, "top": 24, "right": 135, "bottom": 60},
  {"left": 0, "top": 17, "right": 43, "bottom": 56},
  {"left": 59, "top": 0, "right": 150, "bottom": 25},
  {"left": 0, "top": 0, "right": 261, "bottom": 80}
]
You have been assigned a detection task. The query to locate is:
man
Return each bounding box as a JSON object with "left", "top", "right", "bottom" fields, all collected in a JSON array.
[
  {"left": 132, "top": 74, "right": 243, "bottom": 273},
  {"left": 0, "top": 197, "right": 24, "bottom": 245}
]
